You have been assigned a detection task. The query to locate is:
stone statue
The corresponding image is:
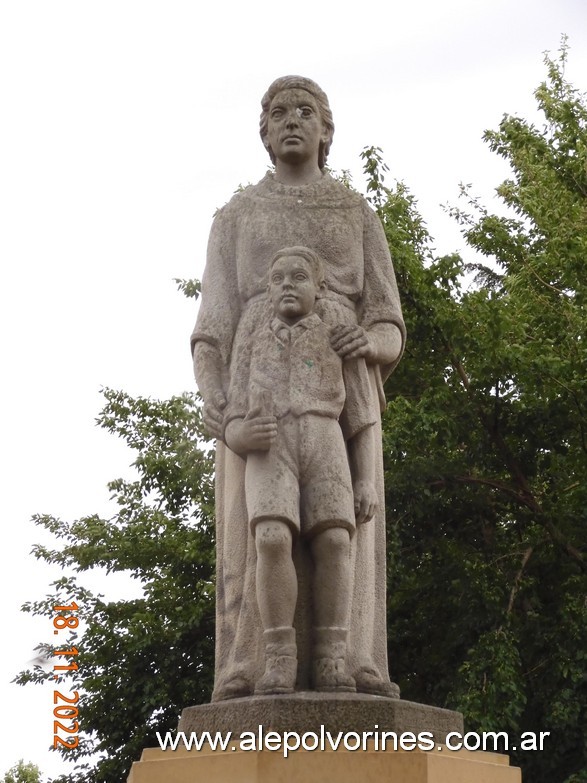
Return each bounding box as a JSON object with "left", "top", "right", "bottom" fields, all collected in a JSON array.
[
  {"left": 191, "top": 75, "right": 406, "bottom": 701},
  {"left": 224, "top": 245, "right": 377, "bottom": 694}
]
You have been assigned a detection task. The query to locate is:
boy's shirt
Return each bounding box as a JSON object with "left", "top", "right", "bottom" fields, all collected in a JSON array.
[
  {"left": 224, "top": 313, "right": 374, "bottom": 440},
  {"left": 225, "top": 312, "right": 375, "bottom": 437}
]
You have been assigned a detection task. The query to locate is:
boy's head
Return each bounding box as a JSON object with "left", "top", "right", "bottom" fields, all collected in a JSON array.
[{"left": 268, "top": 246, "right": 325, "bottom": 324}]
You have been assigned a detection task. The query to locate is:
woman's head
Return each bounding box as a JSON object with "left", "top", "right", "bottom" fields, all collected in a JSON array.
[{"left": 260, "top": 76, "right": 335, "bottom": 169}]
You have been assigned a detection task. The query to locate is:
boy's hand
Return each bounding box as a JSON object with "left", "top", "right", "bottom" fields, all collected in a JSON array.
[
  {"left": 242, "top": 407, "right": 278, "bottom": 451},
  {"left": 225, "top": 407, "right": 277, "bottom": 455},
  {"left": 353, "top": 479, "right": 378, "bottom": 524}
]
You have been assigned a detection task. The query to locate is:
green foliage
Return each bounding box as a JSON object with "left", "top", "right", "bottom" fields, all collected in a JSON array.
[
  {"left": 174, "top": 278, "right": 201, "bottom": 300},
  {"left": 3, "top": 761, "right": 41, "bottom": 783},
  {"left": 370, "top": 40, "right": 586, "bottom": 783},
  {"left": 16, "top": 390, "right": 215, "bottom": 783}
]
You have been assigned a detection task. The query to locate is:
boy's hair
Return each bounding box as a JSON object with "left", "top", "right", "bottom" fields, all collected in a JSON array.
[{"left": 270, "top": 246, "right": 325, "bottom": 286}]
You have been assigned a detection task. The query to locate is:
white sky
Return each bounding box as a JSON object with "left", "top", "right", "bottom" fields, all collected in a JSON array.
[{"left": 1, "top": 1, "right": 586, "bottom": 778}]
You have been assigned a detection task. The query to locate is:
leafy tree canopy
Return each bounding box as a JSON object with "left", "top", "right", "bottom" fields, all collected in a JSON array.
[
  {"left": 18, "top": 40, "right": 586, "bottom": 783},
  {"left": 16, "top": 391, "right": 215, "bottom": 782},
  {"left": 3, "top": 760, "right": 41, "bottom": 783},
  {"left": 375, "top": 38, "right": 586, "bottom": 783}
]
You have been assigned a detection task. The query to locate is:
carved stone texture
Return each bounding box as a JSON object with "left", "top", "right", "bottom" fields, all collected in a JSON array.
[
  {"left": 179, "top": 694, "right": 464, "bottom": 744},
  {"left": 191, "top": 76, "right": 406, "bottom": 702}
]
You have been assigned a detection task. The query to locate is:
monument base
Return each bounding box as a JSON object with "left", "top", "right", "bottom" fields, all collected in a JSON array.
[
  {"left": 127, "top": 744, "right": 521, "bottom": 783},
  {"left": 127, "top": 694, "right": 521, "bottom": 781},
  {"left": 178, "top": 692, "right": 464, "bottom": 740}
]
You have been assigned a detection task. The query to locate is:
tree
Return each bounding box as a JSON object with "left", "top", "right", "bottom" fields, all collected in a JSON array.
[
  {"left": 370, "top": 39, "right": 586, "bottom": 783},
  {"left": 16, "top": 389, "right": 216, "bottom": 783},
  {"left": 18, "top": 42, "right": 586, "bottom": 783},
  {"left": 3, "top": 761, "right": 41, "bottom": 783}
]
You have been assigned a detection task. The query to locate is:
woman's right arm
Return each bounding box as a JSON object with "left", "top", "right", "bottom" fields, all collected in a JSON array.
[
  {"left": 191, "top": 203, "right": 241, "bottom": 438},
  {"left": 193, "top": 341, "right": 226, "bottom": 439}
]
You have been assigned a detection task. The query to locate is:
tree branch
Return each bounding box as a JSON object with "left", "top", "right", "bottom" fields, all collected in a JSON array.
[
  {"left": 542, "top": 518, "right": 585, "bottom": 571},
  {"left": 506, "top": 545, "right": 534, "bottom": 615},
  {"left": 429, "top": 474, "right": 536, "bottom": 510}
]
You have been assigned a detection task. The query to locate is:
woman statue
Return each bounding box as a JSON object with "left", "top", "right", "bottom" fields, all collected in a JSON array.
[{"left": 191, "top": 75, "right": 405, "bottom": 701}]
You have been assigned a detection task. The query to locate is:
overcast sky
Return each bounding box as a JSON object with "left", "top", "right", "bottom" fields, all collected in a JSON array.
[{"left": 1, "top": 0, "right": 586, "bottom": 778}]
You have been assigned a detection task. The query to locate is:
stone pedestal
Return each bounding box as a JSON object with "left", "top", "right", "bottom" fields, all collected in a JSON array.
[
  {"left": 126, "top": 695, "right": 522, "bottom": 782},
  {"left": 178, "top": 692, "right": 463, "bottom": 740},
  {"left": 127, "top": 743, "right": 521, "bottom": 783}
]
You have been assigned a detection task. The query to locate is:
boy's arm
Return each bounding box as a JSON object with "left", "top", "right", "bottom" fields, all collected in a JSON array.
[
  {"left": 348, "top": 425, "right": 378, "bottom": 524},
  {"left": 223, "top": 328, "right": 278, "bottom": 456}
]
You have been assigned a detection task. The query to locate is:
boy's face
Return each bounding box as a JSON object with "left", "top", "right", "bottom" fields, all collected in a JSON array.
[{"left": 269, "top": 255, "right": 320, "bottom": 324}]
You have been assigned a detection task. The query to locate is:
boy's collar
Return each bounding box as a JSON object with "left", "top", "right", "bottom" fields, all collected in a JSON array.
[{"left": 271, "top": 312, "right": 321, "bottom": 333}]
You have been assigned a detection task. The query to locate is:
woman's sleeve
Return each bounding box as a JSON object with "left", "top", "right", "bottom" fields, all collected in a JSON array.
[
  {"left": 190, "top": 203, "right": 241, "bottom": 368},
  {"left": 360, "top": 203, "right": 407, "bottom": 382}
]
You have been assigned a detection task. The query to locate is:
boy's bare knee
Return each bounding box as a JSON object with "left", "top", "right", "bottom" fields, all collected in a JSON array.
[
  {"left": 255, "top": 519, "right": 293, "bottom": 559},
  {"left": 311, "top": 527, "right": 350, "bottom": 562}
]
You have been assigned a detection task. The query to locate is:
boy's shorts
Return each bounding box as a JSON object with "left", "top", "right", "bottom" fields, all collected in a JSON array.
[{"left": 245, "top": 413, "right": 355, "bottom": 538}]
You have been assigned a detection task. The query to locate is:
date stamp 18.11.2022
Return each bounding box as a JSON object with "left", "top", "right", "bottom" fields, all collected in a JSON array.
[{"left": 52, "top": 601, "right": 80, "bottom": 750}]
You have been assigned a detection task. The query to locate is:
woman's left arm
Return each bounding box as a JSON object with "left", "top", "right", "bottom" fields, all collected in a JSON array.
[{"left": 359, "top": 202, "right": 406, "bottom": 371}]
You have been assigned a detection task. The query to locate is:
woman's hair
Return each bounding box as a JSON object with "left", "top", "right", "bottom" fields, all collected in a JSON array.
[
  {"left": 270, "top": 245, "right": 325, "bottom": 286},
  {"left": 259, "top": 76, "right": 335, "bottom": 169}
]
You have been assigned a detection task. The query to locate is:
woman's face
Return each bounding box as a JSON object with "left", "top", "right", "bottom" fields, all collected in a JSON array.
[{"left": 266, "top": 88, "right": 327, "bottom": 167}]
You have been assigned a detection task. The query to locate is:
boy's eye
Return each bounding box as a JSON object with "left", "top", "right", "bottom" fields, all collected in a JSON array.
[
  {"left": 271, "top": 274, "right": 283, "bottom": 284},
  {"left": 295, "top": 273, "right": 308, "bottom": 281}
]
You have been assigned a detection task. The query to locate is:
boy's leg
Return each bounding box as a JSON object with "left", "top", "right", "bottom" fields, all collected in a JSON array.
[
  {"left": 255, "top": 519, "right": 297, "bottom": 629},
  {"left": 310, "top": 527, "right": 355, "bottom": 692},
  {"left": 310, "top": 527, "right": 351, "bottom": 628},
  {"left": 254, "top": 518, "right": 298, "bottom": 694}
]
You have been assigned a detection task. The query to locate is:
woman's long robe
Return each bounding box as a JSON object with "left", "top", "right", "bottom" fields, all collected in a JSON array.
[{"left": 191, "top": 172, "right": 406, "bottom": 699}]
